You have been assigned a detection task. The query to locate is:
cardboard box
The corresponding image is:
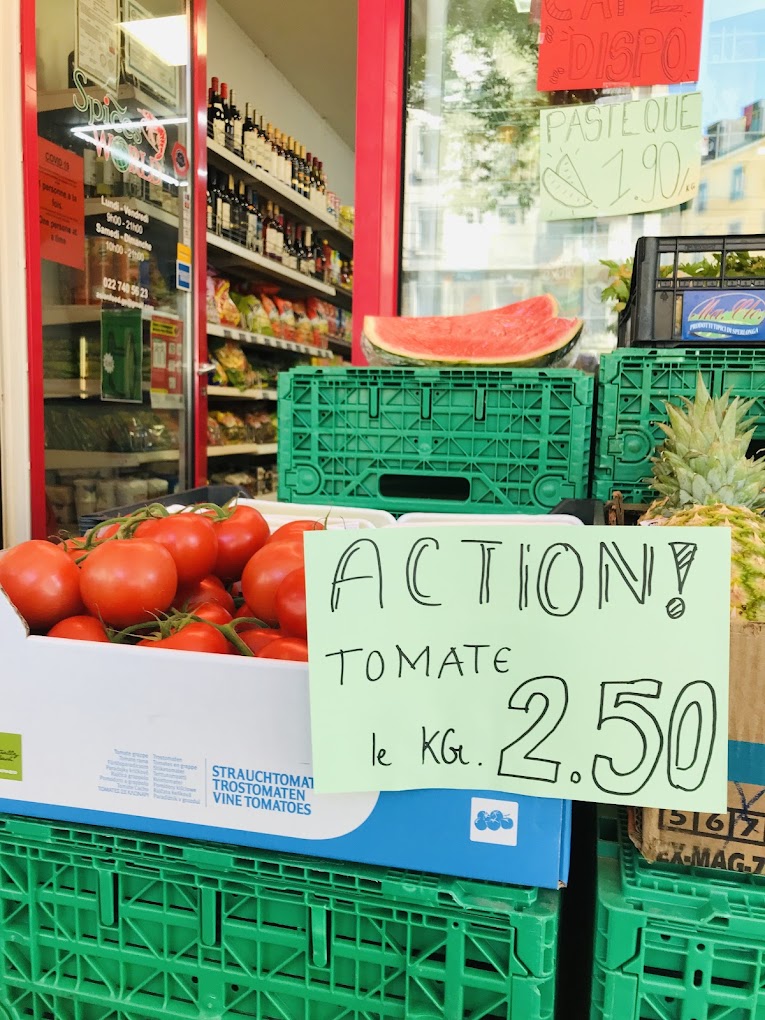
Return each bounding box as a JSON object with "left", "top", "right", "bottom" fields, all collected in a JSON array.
[
  {"left": 0, "top": 501, "right": 575, "bottom": 889},
  {"left": 630, "top": 618, "right": 765, "bottom": 874}
]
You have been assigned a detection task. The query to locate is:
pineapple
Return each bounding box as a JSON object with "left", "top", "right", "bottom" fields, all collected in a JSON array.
[{"left": 641, "top": 375, "right": 765, "bottom": 622}]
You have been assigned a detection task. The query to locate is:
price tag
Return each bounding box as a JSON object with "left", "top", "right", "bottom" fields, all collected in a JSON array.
[{"left": 304, "top": 525, "right": 731, "bottom": 810}]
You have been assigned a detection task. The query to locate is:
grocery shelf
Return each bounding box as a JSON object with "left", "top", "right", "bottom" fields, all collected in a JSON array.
[
  {"left": 206, "top": 231, "right": 336, "bottom": 297},
  {"left": 207, "top": 138, "right": 354, "bottom": 251},
  {"left": 45, "top": 449, "right": 180, "bottom": 469},
  {"left": 207, "top": 443, "right": 278, "bottom": 457},
  {"left": 207, "top": 320, "right": 333, "bottom": 358},
  {"left": 43, "top": 379, "right": 100, "bottom": 399},
  {"left": 42, "top": 304, "right": 176, "bottom": 327},
  {"left": 328, "top": 334, "right": 352, "bottom": 350},
  {"left": 207, "top": 385, "right": 278, "bottom": 400},
  {"left": 84, "top": 196, "right": 179, "bottom": 229},
  {"left": 333, "top": 285, "right": 353, "bottom": 310}
]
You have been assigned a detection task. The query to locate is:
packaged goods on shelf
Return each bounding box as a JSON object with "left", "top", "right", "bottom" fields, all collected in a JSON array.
[
  {"left": 207, "top": 410, "right": 276, "bottom": 446},
  {"left": 210, "top": 341, "right": 259, "bottom": 390},
  {"left": 45, "top": 405, "right": 179, "bottom": 453},
  {"left": 208, "top": 271, "right": 241, "bottom": 327}
]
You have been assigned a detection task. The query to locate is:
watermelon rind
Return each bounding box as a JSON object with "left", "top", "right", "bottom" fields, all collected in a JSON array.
[
  {"left": 361, "top": 296, "right": 584, "bottom": 367},
  {"left": 360, "top": 326, "right": 583, "bottom": 368}
]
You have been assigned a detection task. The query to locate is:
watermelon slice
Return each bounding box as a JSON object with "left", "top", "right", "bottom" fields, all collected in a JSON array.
[{"left": 361, "top": 295, "right": 583, "bottom": 367}]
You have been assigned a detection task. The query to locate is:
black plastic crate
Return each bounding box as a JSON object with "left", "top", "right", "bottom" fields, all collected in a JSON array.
[
  {"left": 78, "top": 484, "right": 249, "bottom": 535},
  {"left": 618, "top": 234, "right": 765, "bottom": 348}
]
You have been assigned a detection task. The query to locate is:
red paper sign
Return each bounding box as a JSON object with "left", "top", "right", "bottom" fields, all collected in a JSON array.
[
  {"left": 38, "top": 137, "right": 85, "bottom": 270},
  {"left": 537, "top": 0, "right": 704, "bottom": 92},
  {"left": 150, "top": 315, "right": 184, "bottom": 410}
]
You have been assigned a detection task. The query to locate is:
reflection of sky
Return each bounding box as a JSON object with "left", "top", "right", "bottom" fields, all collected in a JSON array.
[{"left": 687, "top": 1, "right": 765, "bottom": 127}]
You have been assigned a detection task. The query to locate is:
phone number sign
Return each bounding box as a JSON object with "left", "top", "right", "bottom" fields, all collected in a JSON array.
[{"left": 304, "top": 525, "right": 731, "bottom": 811}]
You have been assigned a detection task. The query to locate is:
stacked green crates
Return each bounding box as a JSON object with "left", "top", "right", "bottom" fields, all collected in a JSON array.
[
  {"left": 592, "top": 349, "right": 765, "bottom": 505},
  {"left": 593, "top": 810, "right": 765, "bottom": 1020},
  {"left": 0, "top": 814, "right": 560, "bottom": 1020},
  {"left": 278, "top": 367, "right": 594, "bottom": 515}
]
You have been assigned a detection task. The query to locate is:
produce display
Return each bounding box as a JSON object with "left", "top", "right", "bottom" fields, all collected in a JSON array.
[
  {"left": 207, "top": 269, "right": 352, "bottom": 347},
  {"left": 207, "top": 410, "right": 276, "bottom": 446},
  {"left": 0, "top": 501, "right": 319, "bottom": 661},
  {"left": 641, "top": 376, "right": 765, "bottom": 621},
  {"left": 45, "top": 405, "right": 179, "bottom": 453},
  {"left": 360, "top": 295, "right": 583, "bottom": 367}
]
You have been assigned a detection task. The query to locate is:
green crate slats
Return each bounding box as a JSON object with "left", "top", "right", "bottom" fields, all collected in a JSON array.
[
  {"left": 593, "top": 349, "right": 765, "bottom": 505},
  {"left": 591, "top": 811, "right": 765, "bottom": 1020},
  {"left": 0, "top": 815, "right": 559, "bottom": 1020},
  {"left": 277, "top": 367, "right": 594, "bottom": 514}
]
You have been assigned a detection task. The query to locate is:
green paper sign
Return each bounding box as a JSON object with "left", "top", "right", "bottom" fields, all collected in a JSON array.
[
  {"left": 101, "top": 308, "right": 144, "bottom": 403},
  {"left": 0, "top": 733, "right": 22, "bottom": 782},
  {"left": 539, "top": 92, "right": 703, "bottom": 221},
  {"left": 304, "top": 525, "right": 731, "bottom": 811}
]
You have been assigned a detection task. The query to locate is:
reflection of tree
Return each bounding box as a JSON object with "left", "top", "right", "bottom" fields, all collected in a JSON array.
[{"left": 407, "top": 0, "right": 602, "bottom": 215}]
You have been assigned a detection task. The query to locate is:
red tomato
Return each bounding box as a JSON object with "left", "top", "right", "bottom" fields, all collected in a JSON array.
[
  {"left": 94, "top": 522, "right": 122, "bottom": 541},
  {"left": 234, "top": 601, "right": 266, "bottom": 631},
  {"left": 189, "top": 601, "right": 232, "bottom": 626},
  {"left": 257, "top": 637, "right": 309, "bottom": 661},
  {"left": 268, "top": 519, "right": 325, "bottom": 545},
  {"left": 0, "top": 540, "right": 83, "bottom": 631},
  {"left": 139, "top": 622, "right": 229, "bottom": 654},
  {"left": 135, "top": 514, "right": 218, "bottom": 585},
  {"left": 241, "top": 541, "right": 304, "bottom": 626},
  {"left": 238, "top": 628, "right": 282, "bottom": 654},
  {"left": 275, "top": 568, "right": 307, "bottom": 638},
  {"left": 175, "top": 575, "right": 236, "bottom": 614},
  {"left": 80, "top": 539, "right": 178, "bottom": 628},
  {"left": 47, "top": 615, "right": 109, "bottom": 642},
  {"left": 213, "top": 506, "right": 270, "bottom": 582},
  {"left": 60, "top": 536, "right": 89, "bottom": 564}
]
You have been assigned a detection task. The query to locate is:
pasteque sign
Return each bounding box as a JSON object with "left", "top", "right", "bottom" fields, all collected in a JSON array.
[{"left": 304, "top": 526, "right": 731, "bottom": 811}]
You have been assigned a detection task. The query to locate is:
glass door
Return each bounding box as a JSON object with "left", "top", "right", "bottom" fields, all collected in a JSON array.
[
  {"left": 400, "top": 0, "right": 765, "bottom": 353},
  {"left": 32, "top": 0, "right": 196, "bottom": 535}
]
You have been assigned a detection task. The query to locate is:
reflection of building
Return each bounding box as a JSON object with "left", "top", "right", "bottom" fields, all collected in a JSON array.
[{"left": 691, "top": 114, "right": 765, "bottom": 234}]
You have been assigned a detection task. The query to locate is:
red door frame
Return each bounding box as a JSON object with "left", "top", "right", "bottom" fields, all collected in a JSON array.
[
  {"left": 352, "top": 0, "right": 407, "bottom": 364},
  {"left": 19, "top": 1, "right": 208, "bottom": 538},
  {"left": 191, "top": 0, "right": 208, "bottom": 486},
  {"left": 19, "top": 0, "right": 45, "bottom": 538}
]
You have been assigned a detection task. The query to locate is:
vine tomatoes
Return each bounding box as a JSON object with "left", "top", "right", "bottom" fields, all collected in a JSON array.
[
  {"left": 47, "top": 615, "right": 109, "bottom": 642},
  {"left": 257, "top": 637, "right": 308, "bottom": 661},
  {"left": 238, "top": 628, "right": 282, "bottom": 654},
  {"left": 0, "top": 540, "right": 83, "bottom": 631},
  {"left": 189, "top": 601, "right": 232, "bottom": 626},
  {"left": 213, "top": 506, "right": 270, "bottom": 582},
  {"left": 267, "top": 519, "right": 325, "bottom": 545},
  {"left": 139, "top": 622, "right": 229, "bottom": 654},
  {"left": 275, "top": 568, "right": 307, "bottom": 638},
  {"left": 241, "top": 540, "right": 304, "bottom": 625},
  {"left": 234, "top": 602, "right": 266, "bottom": 631},
  {"left": 135, "top": 514, "right": 218, "bottom": 585},
  {"left": 80, "top": 539, "right": 177, "bottom": 628},
  {"left": 175, "top": 575, "right": 235, "bottom": 614}
]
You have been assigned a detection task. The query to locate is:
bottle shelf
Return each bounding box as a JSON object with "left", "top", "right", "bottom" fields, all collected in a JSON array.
[
  {"left": 207, "top": 139, "right": 353, "bottom": 252},
  {"left": 207, "top": 320, "right": 333, "bottom": 359},
  {"left": 333, "top": 286, "right": 353, "bottom": 311},
  {"left": 207, "top": 385, "right": 278, "bottom": 400},
  {"left": 207, "top": 442, "right": 278, "bottom": 458},
  {"left": 207, "top": 232, "right": 337, "bottom": 298}
]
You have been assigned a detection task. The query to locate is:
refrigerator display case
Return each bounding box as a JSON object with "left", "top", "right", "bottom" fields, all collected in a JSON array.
[{"left": 21, "top": 0, "right": 206, "bottom": 538}]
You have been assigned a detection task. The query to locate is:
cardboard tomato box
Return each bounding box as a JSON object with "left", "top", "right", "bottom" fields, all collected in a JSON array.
[
  {"left": 630, "top": 618, "right": 765, "bottom": 874},
  {"left": 0, "top": 501, "right": 575, "bottom": 889}
]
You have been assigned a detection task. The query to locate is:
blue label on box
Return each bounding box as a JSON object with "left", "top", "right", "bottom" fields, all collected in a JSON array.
[{"left": 682, "top": 290, "right": 765, "bottom": 341}]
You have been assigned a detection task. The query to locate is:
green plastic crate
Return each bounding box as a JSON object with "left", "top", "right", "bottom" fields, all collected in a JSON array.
[
  {"left": 592, "top": 348, "right": 765, "bottom": 504},
  {"left": 277, "top": 367, "right": 594, "bottom": 514},
  {"left": 0, "top": 814, "right": 560, "bottom": 1020},
  {"left": 591, "top": 810, "right": 765, "bottom": 1020}
]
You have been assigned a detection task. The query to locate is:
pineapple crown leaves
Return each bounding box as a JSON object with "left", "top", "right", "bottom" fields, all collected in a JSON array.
[{"left": 648, "top": 373, "right": 765, "bottom": 513}]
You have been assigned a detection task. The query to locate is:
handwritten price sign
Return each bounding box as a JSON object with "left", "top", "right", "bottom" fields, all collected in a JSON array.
[
  {"left": 539, "top": 92, "right": 702, "bottom": 221},
  {"left": 537, "top": 0, "right": 703, "bottom": 92},
  {"left": 305, "top": 526, "right": 731, "bottom": 810}
]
